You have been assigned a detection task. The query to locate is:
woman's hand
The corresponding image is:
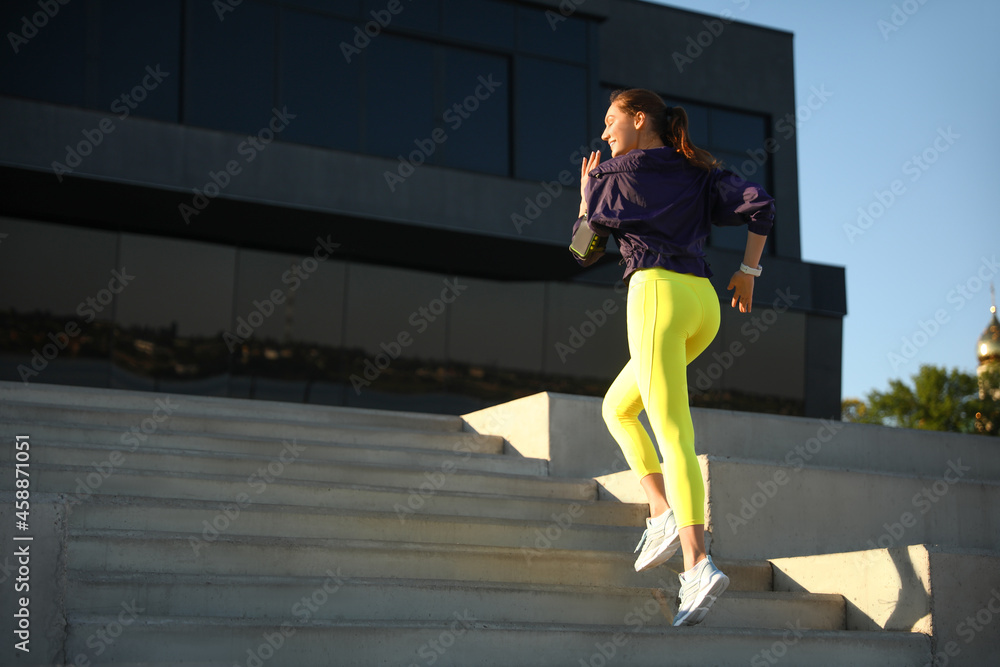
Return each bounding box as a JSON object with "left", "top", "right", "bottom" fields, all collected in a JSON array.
[
  {"left": 727, "top": 271, "right": 755, "bottom": 313},
  {"left": 580, "top": 150, "right": 601, "bottom": 202}
]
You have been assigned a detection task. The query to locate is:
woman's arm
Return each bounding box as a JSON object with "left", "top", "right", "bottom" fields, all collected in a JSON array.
[{"left": 727, "top": 231, "right": 767, "bottom": 313}]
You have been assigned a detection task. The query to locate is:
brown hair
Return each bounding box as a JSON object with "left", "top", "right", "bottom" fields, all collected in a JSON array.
[{"left": 609, "top": 88, "right": 719, "bottom": 171}]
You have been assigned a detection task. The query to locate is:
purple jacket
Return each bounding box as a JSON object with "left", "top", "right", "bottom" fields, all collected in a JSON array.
[{"left": 572, "top": 146, "right": 774, "bottom": 280}]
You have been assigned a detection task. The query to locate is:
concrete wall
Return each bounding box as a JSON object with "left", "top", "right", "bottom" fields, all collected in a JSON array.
[{"left": 773, "top": 546, "right": 1000, "bottom": 667}]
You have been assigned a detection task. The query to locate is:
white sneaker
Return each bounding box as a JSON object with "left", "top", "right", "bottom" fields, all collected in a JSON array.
[
  {"left": 632, "top": 509, "right": 680, "bottom": 572},
  {"left": 673, "top": 555, "right": 729, "bottom": 626}
]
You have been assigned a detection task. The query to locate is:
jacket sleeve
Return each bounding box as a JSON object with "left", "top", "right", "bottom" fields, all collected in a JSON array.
[
  {"left": 583, "top": 172, "right": 640, "bottom": 234},
  {"left": 710, "top": 169, "right": 774, "bottom": 236}
]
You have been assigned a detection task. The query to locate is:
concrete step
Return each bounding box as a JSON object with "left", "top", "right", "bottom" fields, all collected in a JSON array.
[
  {"left": 0, "top": 424, "right": 539, "bottom": 475},
  {"left": 703, "top": 455, "right": 1000, "bottom": 560},
  {"left": 692, "top": 405, "right": 1000, "bottom": 482},
  {"left": 25, "top": 442, "right": 591, "bottom": 501},
  {"left": 0, "top": 380, "right": 463, "bottom": 431},
  {"left": 8, "top": 467, "right": 647, "bottom": 526},
  {"left": 61, "top": 616, "right": 931, "bottom": 667},
  {"left": 473, "top": 391, "right": 1000, "bottom": 482},
  {"left": 67, "top": 530, "right": 772, "bottom": 591},
  {"left": 0, "top": 404, "right": 503, "bottom": 454},
  {"left": 68, "top": 496, "right": 644, "bottom": 553},
  {"left": 68, "top": 572, "right": 846, "bottom": 631}
]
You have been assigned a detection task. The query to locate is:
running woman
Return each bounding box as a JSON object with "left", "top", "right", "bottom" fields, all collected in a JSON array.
[{"left": 571, "top": 88, "right": 774, "bottom": 626}]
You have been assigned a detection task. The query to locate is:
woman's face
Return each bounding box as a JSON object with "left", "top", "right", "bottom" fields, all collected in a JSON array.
[{"left": 601, "top": 103, "right": 643, "bottom": 157}]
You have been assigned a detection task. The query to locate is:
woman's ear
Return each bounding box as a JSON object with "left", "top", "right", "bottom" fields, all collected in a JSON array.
[{"left": 633, "top": 111, "right": 645, "bottom": 130}]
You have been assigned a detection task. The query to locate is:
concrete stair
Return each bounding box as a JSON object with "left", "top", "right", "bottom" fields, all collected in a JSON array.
[{"left": 0, "top": 382, "right": 934, "bottom": 665}]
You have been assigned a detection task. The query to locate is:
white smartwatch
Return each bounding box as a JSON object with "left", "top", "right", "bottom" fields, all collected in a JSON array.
[{"left": 739, "top": 263, "right": 762, "bottom": 277}]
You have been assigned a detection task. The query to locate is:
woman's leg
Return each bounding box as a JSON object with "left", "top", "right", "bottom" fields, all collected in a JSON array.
[
  {"left": 602, "top": 362, "right": 669, "bottom": 517},
  {"left": 627, "top": 271, "right": 720, "bottom": 571}
]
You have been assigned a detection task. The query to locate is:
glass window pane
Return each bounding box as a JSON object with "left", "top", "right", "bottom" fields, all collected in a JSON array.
[
  {"left": 280, "top": 9, "right": 361, "bottom": 151},
  {"left": 97, "top": 0, "right": 181, "bottom": 123},
  {"left": 0, "top": 0, "right": 88, "bottom": 107},
  {"left": 515, "top": 57, "right": 587, "bottom": 181},
  {"left": 184, "top": 0, "right": 277, "bottom": 135},
  {"left": 709, "top": 108, "right": 766, "bottom": 153},
  {"left": 281, "top": 0, "right": 360, "bottom": 17},
  {"left": 442, "top": 0, "right": 514, "bottom": 50},
  {"left": 440, "top": 48, "right": 509, "bottom": 175},
  {"left": 362, "top": 0, "right": 439, "bottom": 33},
  {"left": 516, "top": 6, "right": 586, "bottom": 63},
  {"left": 364, "top": 34, "right": 436, "bottom": 159}
]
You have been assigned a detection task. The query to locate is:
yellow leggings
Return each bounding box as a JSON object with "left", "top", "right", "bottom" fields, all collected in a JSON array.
[{"left": 602, "top": 267, "right": 721, "bottom": 529}]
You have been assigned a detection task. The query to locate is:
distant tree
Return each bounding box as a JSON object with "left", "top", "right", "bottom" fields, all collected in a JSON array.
[{"left": 842, "top": 364, "right": 996, "bottom": 436}]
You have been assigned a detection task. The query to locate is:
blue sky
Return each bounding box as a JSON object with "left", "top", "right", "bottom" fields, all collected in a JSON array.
[{"left": 650, "top": 0, "right": 1000, "bottom": 400}]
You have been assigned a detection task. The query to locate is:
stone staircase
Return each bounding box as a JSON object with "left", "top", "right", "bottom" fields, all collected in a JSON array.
[{"left": 0, "top": 382, "right": 936, "bottom": 665}]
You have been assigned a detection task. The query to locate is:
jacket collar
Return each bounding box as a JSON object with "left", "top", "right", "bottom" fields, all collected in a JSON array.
[{"left": 591, "top": 146, "right": 687, "bottom": 175}]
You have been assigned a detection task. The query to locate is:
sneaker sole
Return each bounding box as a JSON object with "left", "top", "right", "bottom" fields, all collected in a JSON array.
[
  {"left": 672, "top": 572, "right": 729, "bottom": 627},
  {"left": 633, "top": 536, "right": 680, "bottom": 572}
]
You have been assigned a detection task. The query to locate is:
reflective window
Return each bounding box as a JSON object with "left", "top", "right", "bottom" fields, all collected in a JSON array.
[
  {"left": 0, "top": 218, "right": 119, "bottom": 388},
  {"left": 516, "top": 5, "right": 587, "bottom": 64},
  {"left": 440, "top": 48, "right": 509, "bottom": 175},
  {"left": 280, "top": 0, "right": 360, "bottom": 17},
  {"left": 280, "top": 9, "right": 361, "bottom": 151},
  {"left": 96, "top": 0, "right": 181, "bottom": 123},
  {"left": 709, "top": 108, "right": 766, "bottom": 153},
  {"left": 363, "top": 34, "right": 436, "bottom": 160},
  {"left": 515, "top": 56, "right": 587, "bottom": 181},
  {"left": 0, "top": 0, "right": 88, "bottom": 106},
  {"left": 112, "top": 233, "right": 236, "bottom": 395},
  {"left": 363, "top": 0, "right": 440, "bottom": 33},
  {"left": 442, "top": 0, "right": 514, "bottom": 50},
  {"left": 184, "top": 0, "right": 277, "bottom": 135}
]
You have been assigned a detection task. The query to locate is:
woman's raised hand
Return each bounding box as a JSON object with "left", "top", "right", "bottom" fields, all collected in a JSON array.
[{"left": 580, "top": 150, "right": 601, "bottom": 201}]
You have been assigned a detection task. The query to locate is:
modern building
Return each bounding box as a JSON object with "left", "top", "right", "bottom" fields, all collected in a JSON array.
[{"left": 0, "top": 0, "right": 846, "bottom": 418}]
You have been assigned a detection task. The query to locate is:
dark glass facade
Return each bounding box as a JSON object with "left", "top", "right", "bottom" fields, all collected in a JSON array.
[{"left": 0, "top": 0, "right": 844, "bottom": 417}]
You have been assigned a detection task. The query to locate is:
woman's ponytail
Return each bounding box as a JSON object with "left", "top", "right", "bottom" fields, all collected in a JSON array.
[{"left": 609, "top": 89, "right": 719, "bottom": 171}]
